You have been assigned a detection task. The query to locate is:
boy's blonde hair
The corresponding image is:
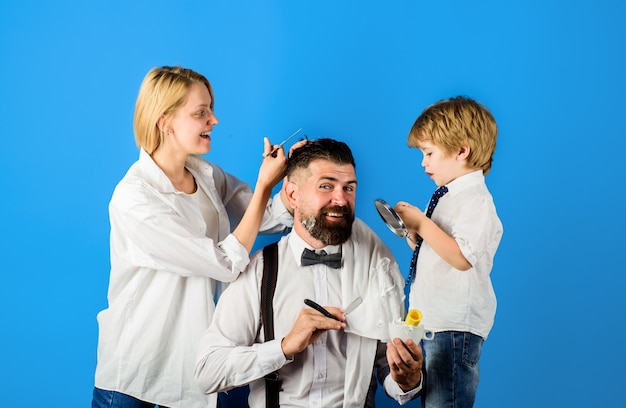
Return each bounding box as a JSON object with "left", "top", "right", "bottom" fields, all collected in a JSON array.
[
  {"left": 408, "top": 96, "right": 497, "bottom": 175},
  {"left": 133, "top": 66, "right": 214, "bottom": 154}
]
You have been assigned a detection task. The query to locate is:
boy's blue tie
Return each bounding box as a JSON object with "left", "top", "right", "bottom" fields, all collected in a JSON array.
[{"left": 405, "top": 186, "right": 449, "bottom": 311}]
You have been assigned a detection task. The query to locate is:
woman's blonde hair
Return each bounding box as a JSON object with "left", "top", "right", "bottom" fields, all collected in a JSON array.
[
  {"left": 408, "top": 96, "right": 498, "bottom": 175},
  {"left": 133, "top": 66, "right": 214, "bottom": 154}
]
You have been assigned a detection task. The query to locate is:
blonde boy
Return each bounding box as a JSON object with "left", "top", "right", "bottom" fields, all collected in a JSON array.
[{"left": 394, "top": 96, "right": 503, "bottom": 408}]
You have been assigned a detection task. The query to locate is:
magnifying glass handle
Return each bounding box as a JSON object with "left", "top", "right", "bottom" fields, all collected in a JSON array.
[{"left": 404, "top": 231, "right": 416, "bottom": 244}]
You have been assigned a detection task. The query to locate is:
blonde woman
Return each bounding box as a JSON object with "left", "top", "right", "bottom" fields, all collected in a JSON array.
[{"left": 92, "top": 66, "right": 297, "bottom": 408}]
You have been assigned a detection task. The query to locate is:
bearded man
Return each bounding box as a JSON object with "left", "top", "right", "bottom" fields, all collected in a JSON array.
[{"left": 195, "top": 138, "right": 424, "bottom": 407}]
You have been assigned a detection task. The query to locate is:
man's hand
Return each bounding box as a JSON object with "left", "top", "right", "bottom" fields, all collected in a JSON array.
[
  {"left": 386, "top": 338, "right": 423, "bottom": 392},
  {"left": 281, "top": 306, "right": 345, "bottom": 357}
]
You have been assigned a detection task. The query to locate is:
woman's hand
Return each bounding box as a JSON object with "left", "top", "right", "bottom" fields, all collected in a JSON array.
[
  {"left": 287, "top": 138, "right": 309, "bottom": 157},
  {"left": 257, "top": 137, "right": 289, "bottom": 191}
]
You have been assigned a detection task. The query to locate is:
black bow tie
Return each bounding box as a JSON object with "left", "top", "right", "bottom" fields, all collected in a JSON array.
[{"left": 301, "top": 248, "right": 342, "bottom": 269}]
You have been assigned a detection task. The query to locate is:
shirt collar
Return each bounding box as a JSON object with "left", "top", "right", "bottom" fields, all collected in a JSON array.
[
  {"left": 445, "top": 169, "right": 485, "bottom": 194},
  {"left": 138, "top": 149, "right": 207, "bottom": 194}
]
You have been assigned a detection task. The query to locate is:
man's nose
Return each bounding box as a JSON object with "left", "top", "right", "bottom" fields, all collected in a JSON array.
[{"left": 331, "top": 190, "right": 348, "bottom": 205}]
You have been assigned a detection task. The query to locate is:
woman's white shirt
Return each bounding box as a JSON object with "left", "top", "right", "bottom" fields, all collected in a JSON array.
[{"left": 94, "top": 149, "right": 291, "bottom": 408}]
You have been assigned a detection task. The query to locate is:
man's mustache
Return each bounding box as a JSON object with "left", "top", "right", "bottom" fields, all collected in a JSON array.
[{"left": 321, "top": 205, "right": 352, "bottom": 216}]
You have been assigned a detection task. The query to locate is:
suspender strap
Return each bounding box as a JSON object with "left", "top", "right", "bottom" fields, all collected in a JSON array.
[{"left": 261, "top": 242, "right": 280, "bottom": 408}]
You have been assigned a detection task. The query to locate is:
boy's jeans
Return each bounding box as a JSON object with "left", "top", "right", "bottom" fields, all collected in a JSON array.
[{"left": 421, "top": 331, "right": 484, "bottom": 408}]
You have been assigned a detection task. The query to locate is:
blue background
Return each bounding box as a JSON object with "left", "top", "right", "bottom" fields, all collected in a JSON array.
[{"left": 1, "top": 0, "right": 624, "bottom": 406}]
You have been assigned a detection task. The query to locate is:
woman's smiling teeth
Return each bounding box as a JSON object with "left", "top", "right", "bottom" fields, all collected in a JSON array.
[{"left": 200, "top": 131, "right": 211, "bottom": 139}]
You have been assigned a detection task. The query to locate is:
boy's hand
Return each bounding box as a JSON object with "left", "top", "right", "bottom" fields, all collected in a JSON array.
[
  {"left": 394, "top": 201, "right": 426, "bottom": 232},
  {"left": 395, "top": 201, "right": 472, "bottom": 271}
]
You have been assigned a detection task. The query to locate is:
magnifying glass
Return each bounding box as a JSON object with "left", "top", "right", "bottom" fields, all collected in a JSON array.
[{"left": 373, "top": 199, "right": 416, "bottom": 244}]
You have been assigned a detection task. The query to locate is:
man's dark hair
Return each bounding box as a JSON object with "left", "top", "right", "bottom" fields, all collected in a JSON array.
[{"left": 286, "top": 138, "right": 356, "bottom": 178}]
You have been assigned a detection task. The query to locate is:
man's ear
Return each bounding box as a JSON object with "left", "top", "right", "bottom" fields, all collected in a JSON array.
[
  {"left": 457, "top": 145, "right": 471, "bottom": 161},
  {"left": 284, "top": 180, "right": 299, "bottom": 209}
]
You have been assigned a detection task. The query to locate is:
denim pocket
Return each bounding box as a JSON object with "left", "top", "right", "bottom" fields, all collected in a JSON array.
[{"left": 461, "top": 332, "right": 484, "bottom": 367}]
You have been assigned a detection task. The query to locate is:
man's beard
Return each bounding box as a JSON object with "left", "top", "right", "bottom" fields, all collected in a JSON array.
[{"left": 300, "top": 205, "right": 354, "bottom": 246}]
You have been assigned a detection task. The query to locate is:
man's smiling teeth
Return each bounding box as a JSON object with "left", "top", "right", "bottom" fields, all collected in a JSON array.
[{"left": 326, "top": 212, "right": 343, "bottom": 217}]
